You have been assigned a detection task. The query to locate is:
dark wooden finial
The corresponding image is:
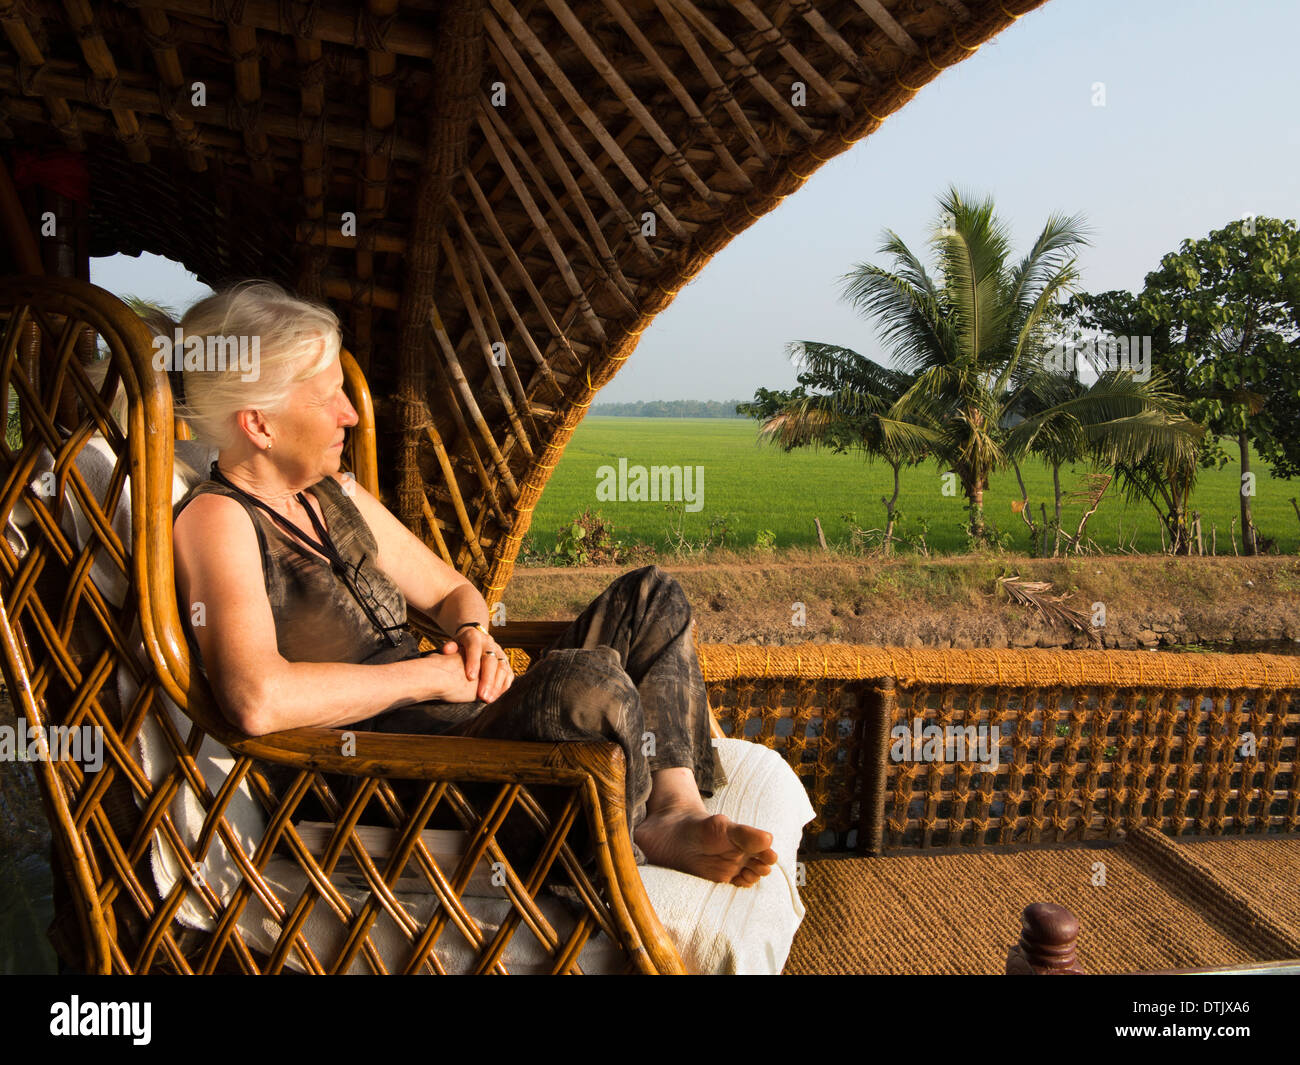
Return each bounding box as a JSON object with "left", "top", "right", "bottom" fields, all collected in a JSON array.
[{"left": 1006, "top": 902, "right": 1086, "bottom": 975}]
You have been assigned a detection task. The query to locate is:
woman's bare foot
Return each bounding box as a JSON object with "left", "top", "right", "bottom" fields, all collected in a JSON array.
[{"left": 635, "top": 804, "right": 777, "bottom": 887}]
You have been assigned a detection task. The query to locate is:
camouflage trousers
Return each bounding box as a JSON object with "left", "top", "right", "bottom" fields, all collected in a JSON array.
[{"left": 355, "top": 565, "right": 726, "bottom": 863}]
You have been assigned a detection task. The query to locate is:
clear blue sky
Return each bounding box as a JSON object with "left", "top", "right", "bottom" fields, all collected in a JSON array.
[{"left": 92, "top": 0, "right": 1300, "bottom": 403}]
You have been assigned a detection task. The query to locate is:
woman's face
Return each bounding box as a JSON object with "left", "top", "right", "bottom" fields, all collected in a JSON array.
[{"left": 267, "top": 348, "right": 358, "bottom": 486}]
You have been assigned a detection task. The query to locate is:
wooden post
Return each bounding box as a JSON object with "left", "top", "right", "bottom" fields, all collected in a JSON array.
[
  {"left": 1006, "top": 902, "right": 1086, "bottom": 975},
  {"left": 858, "top": 676, "right": 894, "bottom": 856}
]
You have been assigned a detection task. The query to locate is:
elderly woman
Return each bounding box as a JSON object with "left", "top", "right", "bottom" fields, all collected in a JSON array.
[{"left": 171, "top": 281, "right": 775, "bottom": 887}]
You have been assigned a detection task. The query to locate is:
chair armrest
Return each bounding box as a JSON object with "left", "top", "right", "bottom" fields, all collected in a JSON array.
[{"left": 405, "top": 608, "right": 570, "bottom": 663}]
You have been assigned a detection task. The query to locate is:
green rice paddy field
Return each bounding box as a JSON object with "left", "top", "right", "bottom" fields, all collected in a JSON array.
[{"left": 522, "top": 417, "right": 1300, "bottom": 558}]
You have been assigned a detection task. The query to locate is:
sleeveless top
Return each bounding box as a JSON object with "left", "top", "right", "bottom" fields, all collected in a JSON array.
[{"left": 173, "top": 468, "right": 425, "bottom": 672}]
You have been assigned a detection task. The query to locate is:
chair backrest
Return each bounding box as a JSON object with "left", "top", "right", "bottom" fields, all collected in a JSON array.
[{"left": 0, "top": 275, "right": 382, "bottom": 971}]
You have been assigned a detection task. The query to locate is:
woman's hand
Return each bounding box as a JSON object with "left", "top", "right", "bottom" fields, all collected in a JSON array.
[{"left": 447, "top": 626, "right": 514, "bottom": 702}]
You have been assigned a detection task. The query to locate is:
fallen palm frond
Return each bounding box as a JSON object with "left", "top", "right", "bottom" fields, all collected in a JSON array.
[{"left": 995, "top": 574, "right": 1102, "bottom": 646}]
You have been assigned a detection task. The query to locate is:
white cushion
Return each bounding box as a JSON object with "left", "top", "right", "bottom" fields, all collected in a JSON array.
[{"left": 638, "top": 737, "right": 815, "bottom": 974}]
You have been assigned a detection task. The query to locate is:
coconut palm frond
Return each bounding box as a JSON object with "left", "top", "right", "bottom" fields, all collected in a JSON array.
[
  {"left": 1083, "top": 411, "right": 1204, "bottom": 469},
  {"left": 1005, "top": 211, "right": 1091, "bottom": 318},
  {"left": 874, "top": 411, "right": 944, "bottom": 456},
  {"left": 999, "top": 266, "right": 1082, "bottom": 391},
  {"left": 996, "top": 575, "right": 1101, "bottom": 643},
  {"left": 790, "top": 341, "right": 912, "bottom": 398},
  {"left": 1064, "top": 472, "right": 1112, "bottom": 508},
  {"left": 121, "top": 295, "right": 180, "bottom": 335},
  {"left": 841, "top": 260, "right": 954, "bottom": 374}
]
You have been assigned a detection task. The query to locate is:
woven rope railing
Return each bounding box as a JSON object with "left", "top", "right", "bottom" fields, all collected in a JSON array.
[
  {"left": 0, "top": 275, "right": 683, "bottom": 974},
  {"left": 697, "top": 645, "right": 1300, "bottom": 853}
]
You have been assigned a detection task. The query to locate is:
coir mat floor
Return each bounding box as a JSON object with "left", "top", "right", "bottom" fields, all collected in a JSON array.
[{"left": 784, "top": 828, "right": 1300, "bottom": 974}]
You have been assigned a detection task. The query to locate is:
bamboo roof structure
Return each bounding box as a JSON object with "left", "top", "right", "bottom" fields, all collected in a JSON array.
[{"left": 0, "top": 0, "right": 1049, "bottom": 598}]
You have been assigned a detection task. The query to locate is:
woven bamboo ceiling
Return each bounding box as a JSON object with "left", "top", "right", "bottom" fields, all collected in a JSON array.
[{"left": 1, "top": 0, "right": 1047, "bottom": 598}]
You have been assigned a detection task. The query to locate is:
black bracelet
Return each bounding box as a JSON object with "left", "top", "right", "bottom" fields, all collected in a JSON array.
[{"left": 456, "top": 621, "right": 488, "bottom": 635}]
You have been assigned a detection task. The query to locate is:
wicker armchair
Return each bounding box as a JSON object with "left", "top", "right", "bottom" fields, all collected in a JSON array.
[{"left": 0, "top": 275, "right": 710, "bottom": 974}]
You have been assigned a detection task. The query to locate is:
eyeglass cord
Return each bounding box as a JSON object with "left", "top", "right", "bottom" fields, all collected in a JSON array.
[{"left": 207, "top": 461, "right": 406, "bottom": 648}]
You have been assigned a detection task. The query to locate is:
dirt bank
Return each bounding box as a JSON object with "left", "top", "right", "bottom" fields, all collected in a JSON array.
[{"left": 506, "top": 551, "right": 1300, "bottom": 650}]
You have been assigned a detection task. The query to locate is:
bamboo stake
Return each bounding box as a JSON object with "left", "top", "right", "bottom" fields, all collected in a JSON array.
[
  {"left": 477, "top": 69, "right": 645, "bottom": 296},
  {"left": 472, "top": 109, "right": 608, "bottom": 340},
  {"left": 672, "top": 0, "right": 818, "bottom": 136},
  {"left": 438, "top": 231, "right": 535, "bottom": 459},
  {"left": 782, "top": 0, "right": 883, "bottom": 89},
  {"left": 541, "top": 0, "right": 719, "bottom": 203},
  {"left": 422, "top": 422, "right": 485, "bottom": 569},
  {"left": 730, "top": 0, "right": 852, "bottom": 117},
  {"left": 428, "top": 297, "right": 519, "bottom": 498},
  {"left": 458, "top": 171, "right": 586, "bottom": 366},
  {"left": 459, "top": 235, "right": 541, "bottom": 437},
  {"left": 136, "top": 5, "right": 208, "bottom": 170},
  {"left": 850, "top": 0, "right": 921, "bottom": 55},
  {"left": 428, "top": 351, "right": 511, "bottom": 533},
  {"left": 596, "top": 0, "right": 752, "bottom": 190},
  {"left": 653, "top": 0, "right": 771, "bottom": 165},
  {"left": 477, "top": 99, "right": 638, "bottom": 313},
  {"left": 449, "top": 201, "right": 564, "bottom": 401},
  {"left": 489, "top": 0, "right": 690, "bottom": 239},
  {"left": 482, "top": 24, "right": 659, "bottom": 263}
]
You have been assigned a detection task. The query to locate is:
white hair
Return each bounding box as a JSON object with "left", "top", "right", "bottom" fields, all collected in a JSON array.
[{"left": 173, "top": 280, "right": 340, "bottom": 450}]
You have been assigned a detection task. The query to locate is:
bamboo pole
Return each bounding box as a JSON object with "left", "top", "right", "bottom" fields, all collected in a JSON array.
[{"left": 391, "top": 0, "right": 484, "bottom": 546}]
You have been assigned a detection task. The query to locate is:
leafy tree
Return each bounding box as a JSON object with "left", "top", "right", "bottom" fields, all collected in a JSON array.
[
  {"left": 834, "top": 187, "right": 1199, "bottom": 545},
  {"left": 1139, "top": 217, "right": 1300, "bottom": 554},
  {"left": 1055, "top": 290, "right": 1203, "bottom": 553}
]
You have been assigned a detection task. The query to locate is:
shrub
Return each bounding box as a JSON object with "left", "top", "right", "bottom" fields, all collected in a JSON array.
[{"left": 542, "top": 508, "right": 655, "bottom": 567}]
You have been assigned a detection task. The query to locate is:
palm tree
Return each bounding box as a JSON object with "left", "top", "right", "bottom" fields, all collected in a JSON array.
[{"left": 838, "top": 187, "right": 1201, "bottom": 544}]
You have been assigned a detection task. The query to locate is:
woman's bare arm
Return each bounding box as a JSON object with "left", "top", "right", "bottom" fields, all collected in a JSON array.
[{"left": 173, "top": 492, "right": 479, "bottom": 736}]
